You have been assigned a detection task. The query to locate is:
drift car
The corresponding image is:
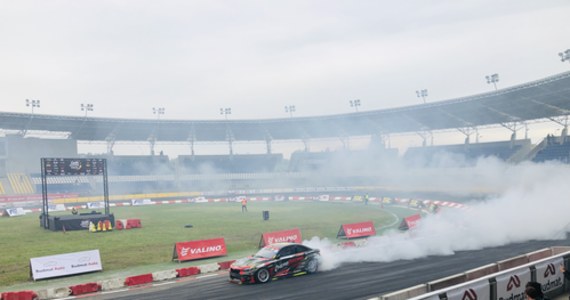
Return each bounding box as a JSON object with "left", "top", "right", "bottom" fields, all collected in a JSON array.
[{"left": 229, "top": 242, "right": 320, "bottom": 284}]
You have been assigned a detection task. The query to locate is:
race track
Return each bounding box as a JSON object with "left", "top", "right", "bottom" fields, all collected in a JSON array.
[{"left": 89, "top": 237, "right": 570, "bottom": 300}]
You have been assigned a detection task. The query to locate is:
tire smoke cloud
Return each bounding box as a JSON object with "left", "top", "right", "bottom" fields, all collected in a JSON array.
[{"left": 304, "top": 158, "right": 570, "bottom": 271}]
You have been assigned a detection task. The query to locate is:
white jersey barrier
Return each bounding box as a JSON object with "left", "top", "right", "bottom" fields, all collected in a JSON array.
[{"left": 385, "top": 247, "right": 570, "bottom": 300}]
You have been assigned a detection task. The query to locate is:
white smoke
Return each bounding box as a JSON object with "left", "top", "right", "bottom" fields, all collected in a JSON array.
[{"left": 304, "top": 159, "right": 570, "bottom": 271}]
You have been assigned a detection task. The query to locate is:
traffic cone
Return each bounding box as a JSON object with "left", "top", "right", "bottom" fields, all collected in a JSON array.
[
  {"left": 97, "top": 221, "right": 102, "bottom": 232},
  {"left": 89, "top": 222, "right": 96, "bottom": 233}
]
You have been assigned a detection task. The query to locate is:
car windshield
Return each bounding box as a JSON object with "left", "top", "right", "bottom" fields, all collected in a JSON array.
[{"left": 254, "top": 247, "right": 278, "bottom": 259}]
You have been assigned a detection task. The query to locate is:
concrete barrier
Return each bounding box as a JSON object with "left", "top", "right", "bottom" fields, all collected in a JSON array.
[
  {"left": 1, "top": 290, "right": 38, "bottom": 300},
  {"left": 379, "top": 284, "right": 429, "bottom": 300},
  {"left": 427, "top": 273, "right": 466, "bottom": 292},
  {"left": 551, "top": 246, "right": 570, "bottom": 255},
  {"left": 99, "top": 277, "right": 125, "bottom": 291},
  {"left": 497, "top": 254, "right": 527, "bottom": 271},
  {"left": 69, "top": 282, "right": 100, "bottom": 295},
  {"left": 176, "top": 266, "right": 201, "bottom": 277},
  {"left": 36, "top": 287, "right": 70, "bottom": 299},
  {"left": 124, "top": 273, "right": 153, "bottom": 286},
  {"left": 465, "top": 263, "right": 499, "bottom": 281},
  {"left": 198, "top": 263, "right": 220, "bottom": 274},
  {"left": 152, "top": 269, "right": 178, "bottom": 282},
  {"left": 217, "top": 260, "right": 236, "bottom": 270},
  {"left": 527, "top": 248, "right": 552, "bottom": 262}
]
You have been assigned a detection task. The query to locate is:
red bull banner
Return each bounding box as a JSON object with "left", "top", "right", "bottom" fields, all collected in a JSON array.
[
  {"left": 173, "top": 238, "right": 227, "bottom": 262},
  {"left": 259, "top": 228, "right": 302, "bottom": 248},
  {"left": 336, "top": 221, "right": 376, "bottom": 239},
  {"left": 399, "top": 214, "right": 421, "bottom": 230}
]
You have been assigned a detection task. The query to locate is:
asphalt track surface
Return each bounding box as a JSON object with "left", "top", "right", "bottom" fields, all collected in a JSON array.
[{"left": 84, "top": 237, "right": 570, "bottom": 300}]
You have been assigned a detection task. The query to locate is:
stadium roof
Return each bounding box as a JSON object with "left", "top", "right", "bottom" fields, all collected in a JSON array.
[{"left": 1, "top": 71, "right": 570, "bottom": 143}]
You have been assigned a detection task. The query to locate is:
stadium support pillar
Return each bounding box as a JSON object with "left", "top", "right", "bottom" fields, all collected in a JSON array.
[
  {"left": 302, "top": 138, "right": 310, "bottom": 152},
  {"left": 265, "top": 131, "right": 272, "bottom": 154},
  {"left": 225, "top": 127, "right": 234, "bottom": 156},
  {"left": 105, "top": 133, "right": 116, "bottom": 155},
  {"left": 149, "top": 135, "right": 156, "bottom": 156}
]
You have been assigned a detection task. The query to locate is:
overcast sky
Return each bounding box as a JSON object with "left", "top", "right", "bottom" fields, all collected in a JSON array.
[{"left": 1, "top": 0, "right": 569, "bottom": 121}]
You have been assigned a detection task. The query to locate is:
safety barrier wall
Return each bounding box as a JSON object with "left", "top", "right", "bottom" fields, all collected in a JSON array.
[{"left": 383, "top": 247, "right": 570, "bottom": 300}]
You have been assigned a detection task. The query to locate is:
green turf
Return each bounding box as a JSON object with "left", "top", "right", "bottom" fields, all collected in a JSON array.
[{"left": 0, "top": 201, "right": 413, "bottom": 289}]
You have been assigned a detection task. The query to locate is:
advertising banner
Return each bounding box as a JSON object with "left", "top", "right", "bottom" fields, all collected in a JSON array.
[
  {"left": 4, "top": 207, "right": 27, "bottom": 217},
  {"left": 337, "top": 221, "right": 376, "bottom": 239},
  {"left": 48, "top": 204, "right": 66, "bottom": 212},
  {"left": 30, "top": 250, "right": 102, "bottom": 280},
  {"left": 173, "top": 238, "right": 227, "bottom": 262},
  {"left": 495, "top": 267, "right": 530, "bottom": 300},
  {"left": 535, "top": 257, "right": 564, "bottom": 294},
  {"left": 87, "top": 202, "right": 105, "bottom": 209},
  {"left": 445, "top": 280, "right": 490, "bottom": 300},
  {"left": 399, "top": 214, "right": 421, "bottom": 230},
  {"left": 131, "top": 199, "right": 154, "bottom": 206},
  {"left": 259, "top": 228, "right": 302, "bottom": 248}
]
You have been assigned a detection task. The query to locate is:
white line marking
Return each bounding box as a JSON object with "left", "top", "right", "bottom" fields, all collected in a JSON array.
[
  {"left": 153, "top": 281, "right": 176, "bottom": 286},
  {"left": 197, "top": 274, "right": 219, "bottom": 279},
  {"left": 100, "top": 288, "right": 129, "bottom": 294}
]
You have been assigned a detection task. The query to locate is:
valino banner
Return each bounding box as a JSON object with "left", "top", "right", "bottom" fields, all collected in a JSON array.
[
  {"left": 337, "top": 221, "right": 376, "bottom": 239},
  {"left": 173, "top": 238, "right": 227, "bottom": 262},
  {"left": 399, "top": 214, "right": 421, "bottom": 230},
  {"left": 259, "top": 228, "right": 302, "bottom": 248},
  {"left": 30, "top": 249, "right": 102, "bottom": 280}
]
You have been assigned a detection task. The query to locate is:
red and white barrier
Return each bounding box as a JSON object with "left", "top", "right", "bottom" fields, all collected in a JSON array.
[
  {"left": 69, "top": 282, "right": 100, "bottom": 295},
  {"left": 124, "top": 273, "right": 153, "bottom": 286}
]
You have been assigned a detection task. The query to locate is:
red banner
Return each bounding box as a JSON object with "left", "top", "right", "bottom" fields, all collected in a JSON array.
[
  {"left": 337, "top": 221, "right": 376, "bottom": 239},
  {"left": 0, "top": 194, "right": 79, "bottom": 203},
  {"left": 259, "top": 228, "right": 302, "bottom": 248},
  {"left": 399, "top": 214, "right": 421, "bottom": 230},
  {"left": 173, "top": 238, "right": 227, "bottom": 262}
]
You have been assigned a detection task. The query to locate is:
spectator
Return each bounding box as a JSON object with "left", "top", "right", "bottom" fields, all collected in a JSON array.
[
  {"left": 525, "top": 286, "right": 540, "bottom": 300},
  {"left": 364, "top": 193, "right": 369, "bottom": 205},
  {"left": 525, "top": 281, "right": 548, "bottom": 300},
  {"left": 561, "top": 264, "right": 570, "bottom": 280}
]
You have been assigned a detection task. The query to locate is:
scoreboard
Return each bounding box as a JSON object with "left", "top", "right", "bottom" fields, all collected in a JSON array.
[{"left": 42, "top": 158, "right": 105, "bottom": 176}]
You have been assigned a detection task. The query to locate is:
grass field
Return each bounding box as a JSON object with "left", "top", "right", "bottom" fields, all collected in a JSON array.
[{"left": 0, "top": 201, "right": 413, "bottom": 288}]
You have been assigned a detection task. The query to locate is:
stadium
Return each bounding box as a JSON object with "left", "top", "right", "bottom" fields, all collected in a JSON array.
[
  {"left": 3, "top": 2, "right": 570, "bottom": 299},
  {"left": 2, "top": 69, "right": 570, "bottom": 299}
]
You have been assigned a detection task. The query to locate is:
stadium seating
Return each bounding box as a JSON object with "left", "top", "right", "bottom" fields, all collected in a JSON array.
[
  {"left": 178, "top": 154, "right": 283, "bottom": 173},
  {"left": 403, "top": 140, "right": 530, "bottom": 167},
  {"left": 532, "top": 136, "right": 570, "bottom": 163}
]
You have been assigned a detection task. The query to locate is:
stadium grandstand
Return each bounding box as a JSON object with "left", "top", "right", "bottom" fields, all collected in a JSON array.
[{"left": 0, "top": 71, "right": 570, "bottom": 199}]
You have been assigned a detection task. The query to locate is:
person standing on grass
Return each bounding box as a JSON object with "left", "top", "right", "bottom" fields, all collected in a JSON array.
[{"left": 241, "top": 198, "right": 248, "bottom": 213}]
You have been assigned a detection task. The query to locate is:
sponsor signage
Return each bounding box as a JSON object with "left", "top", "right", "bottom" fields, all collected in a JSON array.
[
  {"left": 173, "top": 238, "right": 227, "bottom": 262},
  {"left": 131, "top": 199, "right": 154, "bottom": 206},
  {"left": 259, "top": 228, "right": 302, "bottom": 248},
  {"left": 48, "top": 204, "right": 66, "bottom": 212},
  {"left": 446, "top": 280, "right": 490, "bottom": 300},
  {"left": 30, "top": 250, "right": 102, "bottom": 280},
  {"left": 87, "top": 202, "right": 105, "bottom": 209},
  {"left": 337, "top": 221, "right": 376, "bottom": 239},
  {"left": 4, "top": 207, "right": 27, "bottom": 217},
  {"left": 535, "top": 257, "right": 564, "bottom": 294},
  {"left": 399, "top": 214, "right": 421, "bottom": 230},
  {"left": 495, "top": 267, "right": 530, "bottom": 300}
]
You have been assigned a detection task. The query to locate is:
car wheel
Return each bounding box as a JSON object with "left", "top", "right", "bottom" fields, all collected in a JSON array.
[
  {"left": 255, "top": 268, "right": 271, "bottom": 283},
  {"left": 305, "top": 258, "right": 318, "bottom": 274}
]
